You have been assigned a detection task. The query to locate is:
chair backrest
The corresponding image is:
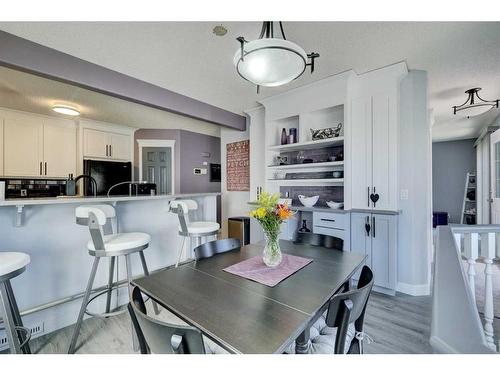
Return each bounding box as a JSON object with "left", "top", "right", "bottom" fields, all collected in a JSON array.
[
  {"left": 128, "top": 286, "right": 206, "bottom": 354},
  {"left": 76, "top": 205, "right": 117, "bottom": 251},
  {"left": 293, "top": 232, "right": 343, "bottom": 250},
  {"left": 169, "top": 200, "right": 198, "bottom": 233},
  {"left": 194, "top": 238, "right": 241, "bottom": 260},
  {"left": 325, "top": 265, "right": 374, "bottom": 354}
]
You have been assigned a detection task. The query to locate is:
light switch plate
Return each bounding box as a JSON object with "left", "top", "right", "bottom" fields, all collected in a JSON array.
[{"left": 400, "top": 189, "right": 409, "bottom": 200}]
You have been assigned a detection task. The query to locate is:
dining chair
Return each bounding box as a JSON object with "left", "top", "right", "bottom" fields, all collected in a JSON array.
[
  {"left": 293, "top": 232, "right": 343, "bottom": 250},
  {"left": 193, "top": 238, "right": 241, "bottom": 260},
  {"left": 285, "top": 265, "right": 374, "bottom": 354},
  {"left": 128, "top": 286, "right": 225, "bottom": 354}
]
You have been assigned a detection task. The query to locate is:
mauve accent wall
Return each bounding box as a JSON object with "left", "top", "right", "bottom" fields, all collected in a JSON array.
[{"left": 134, "top": 129, "right": 221, "bottom": 194}]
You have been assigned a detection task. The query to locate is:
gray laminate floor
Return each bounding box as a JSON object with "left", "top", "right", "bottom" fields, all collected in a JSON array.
[{"left": 1, "top": 291, "right": 435, "bottom": 354}]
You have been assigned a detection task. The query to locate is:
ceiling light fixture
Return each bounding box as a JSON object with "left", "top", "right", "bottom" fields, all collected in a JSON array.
[
  {"left": 52, "top": 104, "right": 80, "bottom": 116},
  {"left": 233, "top": 21, "right": 319, "bottom": 92},
  {"left": 453, "top": 88, "right": 499, "bottom": 118}
]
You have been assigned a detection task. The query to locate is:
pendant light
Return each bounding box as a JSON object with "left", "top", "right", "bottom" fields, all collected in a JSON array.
[
  {"left": 453, "top": 88, "right": 499, "bottom": 118},
  {"left": 234, "top": 21, "right": 319, "bottom": 92}
]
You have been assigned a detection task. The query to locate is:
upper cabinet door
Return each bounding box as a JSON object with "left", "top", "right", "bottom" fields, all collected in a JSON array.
[
  {"left": 83, "top": 128, "right": 109, "bottom": 159},
  {"left": 43, "top": 122, "right": 77, "bottom": 177},
  {"left": 109, "top": 133, "right": 131, "bottom": 161},
  {"left": 4, "top": 116, "right": 43, "bottom": 176},
  {"left": 372, "top": 93, "right": 398, "bottom": 211},
  {"left": 350, "top": 96, "right": 372, "bottom": 209}
]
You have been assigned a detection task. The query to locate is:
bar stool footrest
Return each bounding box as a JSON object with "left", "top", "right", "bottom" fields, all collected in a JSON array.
[{"left": 84, "top": 286, "right": 128, "bottom": 319}]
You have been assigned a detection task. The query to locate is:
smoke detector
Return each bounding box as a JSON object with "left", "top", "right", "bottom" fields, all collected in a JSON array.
[{"left": 213, "top": 25, "right": 228, "bottom": 36}]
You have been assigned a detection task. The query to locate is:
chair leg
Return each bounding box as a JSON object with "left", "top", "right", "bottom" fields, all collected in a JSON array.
[
  {"left": 105, "top": 257, "right": 116, "bottom": 314},
  {"left": 4, "top": 280, "right": 31, "bottom": 354},
  {"left": 125, "top": 254, "right": 139, "bottom": 352},
  {"left": 68, "top": 257, "right": 100, "bottom": 354},
  {"left": 138, "top": 251, "right": 160, "bottom": 315},
  {"left": 175, "top": 236, "right": 186, "bottom": 268},
  {"left": 0, "top": 282, "right": 21, "bottom": 354}
]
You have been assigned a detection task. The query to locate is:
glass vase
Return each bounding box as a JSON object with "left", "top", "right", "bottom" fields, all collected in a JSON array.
[{"left": 263, "top": 233, "right": 282, "bottom": 267}]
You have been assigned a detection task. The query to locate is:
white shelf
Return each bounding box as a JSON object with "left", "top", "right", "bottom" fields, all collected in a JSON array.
[
  {"left": 267, "top": 178, "right": 344, "bottom": 186},
  {"left": 268, "top": 137, "right": 344, "bottom": 152},
  {"left": 267, "top": 161, "right": 344, "bottom": 170}
]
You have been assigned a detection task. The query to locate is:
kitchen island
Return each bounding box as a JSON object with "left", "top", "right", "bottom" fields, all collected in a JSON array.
[{"left": 0, "top": 193, "right": 220, "bottom": 342}]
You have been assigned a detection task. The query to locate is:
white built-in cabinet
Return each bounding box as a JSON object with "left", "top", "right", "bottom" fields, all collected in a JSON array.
[
  {"left": 350, "top": 212, "right": 397, "bottom": 293},
  {"left": 83, "top": 128, "right": 131, "bottom": 161},
  {"left": 1, "top": 110, "right": 77, "bottom": 178}
]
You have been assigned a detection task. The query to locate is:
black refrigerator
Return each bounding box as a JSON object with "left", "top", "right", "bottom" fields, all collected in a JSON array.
[{"left": 83, "top": 160, "right": 132, "bottom": 196}]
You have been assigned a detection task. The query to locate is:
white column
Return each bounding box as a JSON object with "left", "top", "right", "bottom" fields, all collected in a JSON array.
[
  {"left": 481, "top": 232, "right": 497, "bottom": 351},
  {"left": 464, "top": 233, "right": 479, "bottom": 299}
]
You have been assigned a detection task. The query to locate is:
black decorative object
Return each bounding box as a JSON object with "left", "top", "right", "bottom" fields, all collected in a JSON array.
[
  {"left": 281, "top": 128, "right": 288, "bottom": 145},
  {"left": 289, "top": 128, "right": 298, "bottom": 143},
  {"left": 310, "top": 123, "right": 343, "bottom": 140},
  {"left": 298, "top": 220, "right": 311, "bottom": 233}
]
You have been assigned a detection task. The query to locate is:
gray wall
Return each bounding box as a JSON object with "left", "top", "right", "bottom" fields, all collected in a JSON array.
[
  {"left": 432, "top": 139, "right": 476, "bottom": 223},
  {"left": 134, "top": 129, "right": 221, "bottom": 194}
]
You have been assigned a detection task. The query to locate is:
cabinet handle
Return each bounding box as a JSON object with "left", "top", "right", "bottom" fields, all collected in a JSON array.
[
  {"left": 109, "top": 145, "right": 112, "bottom": 157},
  {"left": 39, "top": 162, "right": 42, "bottom": 175},
  {"left": 105, "top": 145, "right": 108, "bottom": 156},
  {"left": 365, "top": 216, "right": 371, "bottom": 236},
  {"left": 367, "top": 186, "right": 370, "bottom": 207},
  {"left": 44, "top": 162, "right": 47, "bottom": 176},
  {"left": 372, "top": 216, "right": 376, "bottom": 238},
  {"left": 320, "top": 218, "right": 336, "bottom": 222}
]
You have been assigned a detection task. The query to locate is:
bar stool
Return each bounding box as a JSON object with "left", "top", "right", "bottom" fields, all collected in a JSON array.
[
  {"left": 0, "top": 252, "right": 31, "bottom": 354},
  {"left": 68, "top": 204, "right": 158, "bottom": 354},
  {"left": 169, "top": 200, "right": 220, "bottom": 267}
]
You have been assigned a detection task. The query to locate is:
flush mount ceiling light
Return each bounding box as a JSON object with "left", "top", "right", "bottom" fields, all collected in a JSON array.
[
  {"left": 233, "top": 21, "right": 319, "bottom": 92},
  {"left": 453, "top": 88, "right": 499, "bottom": 118},
  {"left": 52, "top": 104, "right": 80, "bottom": 116}
]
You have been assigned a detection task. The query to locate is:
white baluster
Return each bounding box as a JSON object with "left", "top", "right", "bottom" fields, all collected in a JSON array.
[
  {"left": 481, "top": 232, "right": 497, "bottom": 351},
  {"left": 454, "top": 233, "right": 462, "bottom": 253},
  {"left": 464, "top": 233, "right": 478, "bottom": 299}
]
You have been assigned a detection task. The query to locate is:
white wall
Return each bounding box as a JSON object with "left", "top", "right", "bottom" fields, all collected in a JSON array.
[
  {"left": 220, "top": 126, "right": 250, "bottom": 238},
  {"left": 397, "top": 70, "right": 433, "bottom": 296}
]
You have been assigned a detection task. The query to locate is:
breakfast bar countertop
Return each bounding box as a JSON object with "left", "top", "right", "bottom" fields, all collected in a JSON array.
[{"left": 0, "top": 192, "right": 221, "bottom": 207}]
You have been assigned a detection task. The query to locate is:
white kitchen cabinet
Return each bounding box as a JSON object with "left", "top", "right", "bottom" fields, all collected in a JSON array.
[
  {"left": 4, "top": 115, "right": 43, "bottom": 176},
  {"left": 2, "top": 111, "right": 77, "bottom": 178},
  {"left": 350, "top": 212, "right": 397, "bottom": 294},
  {"left": 0, "top": 119, "right": 3, "bottom": 176},
  {"left": 83, "top": 128, "right": 131, "bottom": 161},
  {"left": 43, "top": 122, "right": 77, "bottom": 177},
  {"left": 312, "top": 211, "right": 350, "bottom": 251}
]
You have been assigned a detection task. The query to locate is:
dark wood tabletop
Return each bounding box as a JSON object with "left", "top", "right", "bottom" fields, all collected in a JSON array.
[{"left": 132, "top": 240, "right": 366, "bottom": 354}]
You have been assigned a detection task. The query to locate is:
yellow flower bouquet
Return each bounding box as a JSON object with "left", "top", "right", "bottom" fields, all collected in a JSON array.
[{"left": 250, "top": 192, "right": 294, "bottom": 267}]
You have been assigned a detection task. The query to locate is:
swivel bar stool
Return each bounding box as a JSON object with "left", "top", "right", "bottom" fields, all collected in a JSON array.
[
  {"left": 0, "top": 252, "right": 31, "bottom": 354},
  {"left": 169, "top": 200, "right": 220, "bottom": 267},
  {"left": 68, "top": 204, "right": 158, "bottom": 354}
]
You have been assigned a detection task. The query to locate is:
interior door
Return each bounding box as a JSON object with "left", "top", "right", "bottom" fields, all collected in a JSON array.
[
  {"left": 350, "top": 96, "right": 372, "bottom": 209},
  {"left": 4, "top": 116, "right": 43, "bottom": 176},
  {"left": 43, "top": 122, "right": 77, "bottom": 177},
  {"left": 110, "top": 133, "right": 131, "bottom": 161},
  {"left": 84, "top": 128, "right": 109, "bottom": 159},
  {"left": 490, "top": 129, "right": 500, "bottom": 224},
  {"left": 142, "top": 147, "right": 172, "bottom": 194}
]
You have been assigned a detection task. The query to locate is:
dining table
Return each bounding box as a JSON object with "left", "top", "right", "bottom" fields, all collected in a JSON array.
[{"left": 132, "top": 240, "right": 366, "bottom": 354}]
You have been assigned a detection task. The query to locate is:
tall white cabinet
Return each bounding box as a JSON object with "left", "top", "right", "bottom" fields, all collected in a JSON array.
[{"left": 1, "top": 110, "right": 77, "bottom": 178}]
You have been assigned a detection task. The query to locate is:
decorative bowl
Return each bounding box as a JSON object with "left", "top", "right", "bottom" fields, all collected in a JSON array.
[
  {"left": 326, "top": 201, "right": 344, "bottom": 209},
  {"left": 298, "top": 195, "right": 319, "bottom": 207}
]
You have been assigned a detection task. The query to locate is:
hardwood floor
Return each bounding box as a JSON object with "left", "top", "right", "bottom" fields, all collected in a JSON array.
[{"left": 1, "top": 291, "right": 434, "bottom": 354}]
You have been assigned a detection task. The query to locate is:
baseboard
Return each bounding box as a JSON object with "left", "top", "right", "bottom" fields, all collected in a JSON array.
[
  {"left": 397, "top": 281, "right": 431, "bottom": 296},
  {"left": 429, "top": 336, "right": 457, "bottom": 354}
]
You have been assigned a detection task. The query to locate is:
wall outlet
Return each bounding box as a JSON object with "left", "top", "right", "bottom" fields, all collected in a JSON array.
[
  {"left": 400, "top": 189, "right": 409, "bottom": 200},
  {"left": 193, "top": 168, "right": 207, "bottom": 175},
  {"left": 0, "top": 321, "right": 44, "bottom": 351}
]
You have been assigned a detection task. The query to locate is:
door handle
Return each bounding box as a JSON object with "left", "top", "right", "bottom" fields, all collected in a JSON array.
[
  {"left": 39, "top": 162, "right": 42, "bottom": 175},
  {"left": 44, "top": 162, "right": 47, "bottom": 176},
  {"left": 372, "top": 216, "right": 376, "bottom": 238},
  {"left": 365, "top": 216, "right": 371, "bottom": 236}
]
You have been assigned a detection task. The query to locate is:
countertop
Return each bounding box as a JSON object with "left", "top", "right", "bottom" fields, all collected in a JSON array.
[{"left": 0, "top": 192, "right": 221, "bottom": 207}]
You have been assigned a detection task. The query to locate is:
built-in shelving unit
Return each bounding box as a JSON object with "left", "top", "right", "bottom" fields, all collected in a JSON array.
[
  {"left": 267, "top": 137, "right": 344, "bottom": 152},
  {"left": 267, "top": 178, "right": 344, "bottom": 186},
  {"left": 267, "top": 161, "right": 343, "bottom": 170}
]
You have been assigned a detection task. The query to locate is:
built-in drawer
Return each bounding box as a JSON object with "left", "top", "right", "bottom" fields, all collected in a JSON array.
[
  {"left": 313, "top": 225, "right": 345, "bottom": 240},
  {"left": 313, "top": 211, "right": 346, "bottom": 230}
]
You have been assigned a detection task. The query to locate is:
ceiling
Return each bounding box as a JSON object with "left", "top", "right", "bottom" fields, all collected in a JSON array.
[{"left": 0, "top": 21, "right": 499, "bottom": 141}]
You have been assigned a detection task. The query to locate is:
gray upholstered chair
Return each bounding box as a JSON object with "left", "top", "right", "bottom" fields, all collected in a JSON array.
[
  {"left": 128, "top": 286, "right": 225, "bottom": 354},
  {"left": 194, "top": 238, "right": 241, "bottom": 260},
  {"left": 285, "top": 265, "right": 374, "bottom": 354}
]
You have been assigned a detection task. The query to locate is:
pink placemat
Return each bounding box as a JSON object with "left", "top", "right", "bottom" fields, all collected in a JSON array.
[{"left": 223, "top": 254, "right": 313, "bottom": 287}]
